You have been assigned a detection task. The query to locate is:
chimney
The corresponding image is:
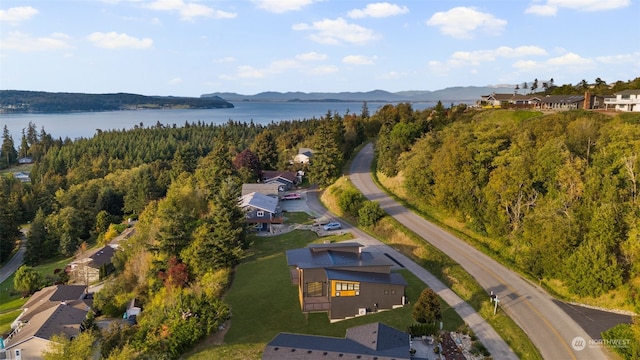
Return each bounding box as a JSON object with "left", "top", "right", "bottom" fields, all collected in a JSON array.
[{"left": 584, "top": 91, "right": 591, "bottom": 109}]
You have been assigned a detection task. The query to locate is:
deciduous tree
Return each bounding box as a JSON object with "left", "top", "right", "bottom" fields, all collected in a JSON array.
[{"left": 14, "top": 265, "right": 43, "bottom": 296}]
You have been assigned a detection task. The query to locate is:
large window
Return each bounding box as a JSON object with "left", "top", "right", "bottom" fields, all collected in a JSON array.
[
  {"left": 334, "top": 281, "right": 360, "bottom": 296},
  {"left": 306, "top": 282, "right": 324, "bottom": 297},
  {"left": 335, "top": 282, "right": 359, "bottom": 291}
]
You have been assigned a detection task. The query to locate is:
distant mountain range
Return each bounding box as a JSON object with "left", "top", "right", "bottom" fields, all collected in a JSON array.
[{"left": 201, "top": 85, "right": 515, "bottom": 103}]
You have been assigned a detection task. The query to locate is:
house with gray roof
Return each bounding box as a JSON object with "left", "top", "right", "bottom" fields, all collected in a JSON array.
[
  {"left": 68, "top": 245, "right": 117, "bottom": 284},
  {"left": 5, "top": 285, "right": 91, "bottom": 359},
  {"left": 240, "top": 191, "right": 283, "bottom": 231},
  {"left": 537, "top": 94, "right": 586, "bottom": 110},
  {"left": 261, "top": 170, "right": 298, "bottom": 191},
  {"left": 241, "top": 183, "right": 281, "bottom": 197},
  {"left": 294, "top": 147, "right": 315, "bottom": 164},
  {"left": 286, "top": 242, "right": 407, "bottom": 321},
  {"left": 262, "top": 322, "right": 412, "bottom": 360}
]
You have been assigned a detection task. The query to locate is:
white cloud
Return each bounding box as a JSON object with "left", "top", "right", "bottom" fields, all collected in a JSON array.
[
  {"left": 378, "top": 71, "right": 404, "bottom": 79},
  {"left": 596, "top": 52, "right": 640, "bottom": 64},
  {"left": 309, "top": 65, "right": 338, "bottom": 75},
  {"left": 445, "top": 45, "right": 548, "bottom": 66},
  {"left": 0, "top": 6, "right": 38, "bottom": 25},
  {"left": 293, "top": 18, "right": 378, "bottom": 45},
  {"left": 525, "top": 5, "right": 558, "bottom": 16},
  {"left": 0, "top": 31, "right": 72, "bottom": 52},
  {"left": 145, "top": 0, "right": 236, "bottom": 20},
  {"left": 253, "top": 0, "right": 320, "bottom": 13},
  {"left": 512, "top": 60, "right": 543, "bottom": 71},
  {"left": 342, "top": 55, "right": 376, "bottom": 65},
  {"left": 87, "top": 32, "right": 153, "bottom": 49},
  {"left": 546, "top": 52, "right": 594, "bottom": 66},
  {"left": 426, "top": 7, "right": 507, "bottom": 39},
  {"left": 168, "top": 77, "right": 183, "bottom": 85},
  {"left": 512, "top": 52, "right": 595, "bottom": 73},
  {"left": 232, "top": 65, "right": 266, "bottom": 79},
  {"left": 429, "top": 45, "right": 548, "bottom": 75},
  {"left": 296, "top": 52, "right": 327, "bottom": 61},
  {"left": 348, "top": 2, "right": 409, "bottom": 18},
  {"left": 214, "top": 56, "right": 236, "bottom": 63},
  {"left": 525, "top": 0, "right": 630, "bottom": 15}
]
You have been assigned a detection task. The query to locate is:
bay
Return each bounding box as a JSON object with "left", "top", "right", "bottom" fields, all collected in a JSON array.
[{"left": 0, "top": 101, "right": 434, "bottom": 141}]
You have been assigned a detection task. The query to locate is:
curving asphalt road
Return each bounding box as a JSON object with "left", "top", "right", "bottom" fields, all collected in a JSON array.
[
  {"left": 348, "top": 143, "right": 609, "bottom": 360},
  {"left": 0, "top": 230, "right": 27, "bottom": 285}
]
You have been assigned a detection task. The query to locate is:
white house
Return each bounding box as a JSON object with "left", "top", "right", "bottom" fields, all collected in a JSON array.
[
  {"left": 293, "top": 148, "right": 314, "bottom": 164},
  {"left": 604, "top": 89, "right": 640, "bottom": 112}
]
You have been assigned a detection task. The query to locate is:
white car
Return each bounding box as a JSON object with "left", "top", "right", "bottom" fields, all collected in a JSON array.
[{"left": 323, "top": 222, "right": 341, "bottom": 231}]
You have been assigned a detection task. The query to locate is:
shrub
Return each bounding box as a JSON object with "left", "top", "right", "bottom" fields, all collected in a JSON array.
[
  {"left": 407, "top": 323, "right": 439, "bottom": 337},
  {"left": 338, "top": 189, "right": 363, "bottom": 217},
  {"left": 358, "top": 200, "right": 385, "bottom": 226}
]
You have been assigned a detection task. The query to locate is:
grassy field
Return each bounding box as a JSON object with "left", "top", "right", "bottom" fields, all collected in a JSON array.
[{"left": 186, "top": 229, "right": 465, "bottom": 360}]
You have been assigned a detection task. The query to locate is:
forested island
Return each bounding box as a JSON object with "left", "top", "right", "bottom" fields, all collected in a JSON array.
[
  {"left": 1, "top": 78, "right": 640, "bottom": 358},
  {"left": 0, "top": 90, "right": 234, "bottom": 113}
]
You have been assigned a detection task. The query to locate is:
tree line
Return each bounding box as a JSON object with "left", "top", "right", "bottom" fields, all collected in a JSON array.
[
  {"left": 374, "top": 104, "right": 640, "bottom": 307},
  {"left": 0, "top": 90, "right": 233, "bottom": 113}
]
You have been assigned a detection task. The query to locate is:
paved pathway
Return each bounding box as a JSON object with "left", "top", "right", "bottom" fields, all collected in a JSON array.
[{"left": 348, "top": 143, "right": 609, "bottom": 360}]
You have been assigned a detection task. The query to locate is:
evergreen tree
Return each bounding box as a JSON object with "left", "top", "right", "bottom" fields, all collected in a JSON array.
[
  {"left": 183, "top": 178, "right": 246, "bottom": 276},
  {"left": 46, "top": 206, "right": 85, "bottom": 256},
  {"left": 25, "top": 208, "right": 48, "bottom": 265},
  {"left": 309, "top": 120, "right": 343, "bottom": 187},
  {"left": 0, "top": 179, "right": 20, "bottom": 262},
  {"left": 19, "top": 129, "right": 29, "bottom": 159},
  {"left": 412, "top": 288, "right": 442, "bottom": 324},
  {"left": 195, "top": 133, "right": 236, "bottom": 199},
  {"left": 360, "top": 101, "right": 370, "bottom": 119},
  {"left": 251, "top": 130, "right": 279, "bottom": 170},
  {"left": 1, "top": 125, "right": 18, "bottom": 168}
]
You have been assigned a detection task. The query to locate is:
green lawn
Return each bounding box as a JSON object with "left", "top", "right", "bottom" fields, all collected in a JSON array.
[{"left": 186, "top": 229, "right": 464, "bottom": 360}]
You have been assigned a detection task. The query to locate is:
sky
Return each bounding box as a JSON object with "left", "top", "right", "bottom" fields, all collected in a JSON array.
[{"left": 1, "top": 0, "right": 639, "bottom": 97}]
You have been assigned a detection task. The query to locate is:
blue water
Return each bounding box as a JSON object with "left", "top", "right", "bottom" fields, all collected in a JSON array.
[{"left": 0, "top": 101, "right": 434, "bottom": 141}]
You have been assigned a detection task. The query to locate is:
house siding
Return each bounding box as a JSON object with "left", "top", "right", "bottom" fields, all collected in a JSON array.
[{"left": 329, "top": 282, "right": 405, "bottom": 320}]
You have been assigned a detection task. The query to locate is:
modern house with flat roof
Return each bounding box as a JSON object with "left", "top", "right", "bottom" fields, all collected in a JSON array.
[{"left": 286, "top": 241, "right": 407, "bottom": 321}]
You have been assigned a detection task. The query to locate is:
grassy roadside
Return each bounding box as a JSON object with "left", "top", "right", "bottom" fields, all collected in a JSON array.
[
  {"left": 375, "top": 169, "right": 639, "bottom": 314},
  {"left": 186, "top": 229, "right": 467, "bottom": 360},
  {"left": 321, "top": 176, "right": 542, "bottom": 360}
]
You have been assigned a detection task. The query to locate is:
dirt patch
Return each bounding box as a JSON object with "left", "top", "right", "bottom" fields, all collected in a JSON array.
[{"left": 183, "top": 319, "right": 231, "bottom": 356}]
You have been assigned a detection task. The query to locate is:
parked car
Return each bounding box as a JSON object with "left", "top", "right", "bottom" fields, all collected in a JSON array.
[
  {"left": 323, "top": 222, "right": 341, "bottom": 231},
  {"left": 282, "top": 193, "right": 302, "bottom": 200}
]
